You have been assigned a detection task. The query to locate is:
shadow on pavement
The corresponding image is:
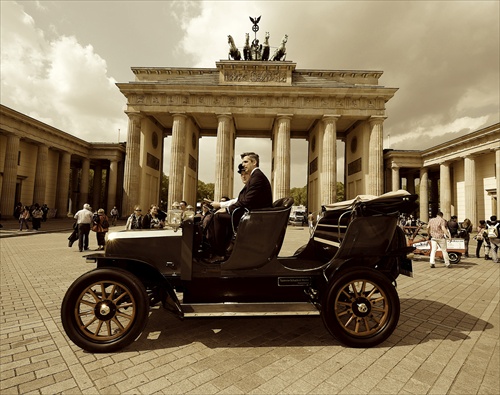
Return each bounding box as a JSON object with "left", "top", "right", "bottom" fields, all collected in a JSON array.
[{"left": 120, "top": 297, "right": 493, "bottom": 353}]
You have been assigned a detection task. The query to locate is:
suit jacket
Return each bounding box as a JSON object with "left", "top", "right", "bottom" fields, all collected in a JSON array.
[{"left": 228, "top": 168, "right": 272, "bottom": 214}]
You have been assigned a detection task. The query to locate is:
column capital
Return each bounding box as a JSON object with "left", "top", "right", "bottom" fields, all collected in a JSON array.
[
  {"left": 276, "top": 114, "right": 294, "bottom": 120},
  {"left": 322, "top": 115, "right": 340, "bottom": 123},
  {"left": 172, "top": 113, "right": 188, "bottom": 118},
  {"left": 125, "top": 111, "right": 143, "bottom": 120},
  {"left": 216, "top": 113, "right": 233, "bottom": 121},
  {"left": 368, "top": 116, "right": 386, "bottom": 126}
]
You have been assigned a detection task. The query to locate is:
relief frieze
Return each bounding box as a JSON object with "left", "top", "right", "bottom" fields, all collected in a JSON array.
[
  {"left": 223, "top": 70, "right": 287, "bottom": 83},
  {"left": 128, "top": 93, "right": 385, "bottom": 112}
]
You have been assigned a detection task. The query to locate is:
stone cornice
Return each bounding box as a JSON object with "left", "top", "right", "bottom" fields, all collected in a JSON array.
[
  {"left": 384, "top": 123, "right": 500, "bottom": 168},
  {"left": 117, "top": 89, "right": 393, "bottom": 117},
  {"left": 130, "top": 63, "right": 385, "bottom": 86}
]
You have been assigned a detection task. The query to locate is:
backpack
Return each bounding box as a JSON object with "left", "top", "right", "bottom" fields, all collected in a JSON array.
[
  {"left": 487, "top": 224, "right": 499, "bottom": 238},
  {"left": 92, "top": 213, "right": 100, "bottom": 225}
]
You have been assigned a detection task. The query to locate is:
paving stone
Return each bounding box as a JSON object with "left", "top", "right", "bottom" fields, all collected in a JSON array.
[{"left": 0, "top": 225, "right": 499, "bottom": 394}]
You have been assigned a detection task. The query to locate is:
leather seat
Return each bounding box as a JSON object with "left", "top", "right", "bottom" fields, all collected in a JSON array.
[{"left": 221, "top": 197, "right": 294, "bottom": 270}]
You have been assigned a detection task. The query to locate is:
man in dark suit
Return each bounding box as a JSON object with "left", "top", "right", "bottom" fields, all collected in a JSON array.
[{"left": 209, "top": 152, "right": 272, "bottom": 261}]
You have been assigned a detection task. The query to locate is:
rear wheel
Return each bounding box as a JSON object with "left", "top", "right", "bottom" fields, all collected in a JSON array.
[
  {"left": 61, "top": 268, "right": 149, "bottom": 353},
  {"left": 448, "top": 252, "right": 461, "bottom": 264},
  {"left": 322, "top": 268, "right": 400, "bottom": 348}
]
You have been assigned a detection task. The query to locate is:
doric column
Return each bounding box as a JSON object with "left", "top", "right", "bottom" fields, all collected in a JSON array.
[
  {"left": 93, "top": 165, "right": 102, "bottom": 210},
  {"left": 464, "top": 155, "right": 477, "bottom": 226},
  {"left": 168, "top": 114, "right": 187, "bottom": 208},
  {"left": 493, "top": 148, "right": 500, "bottom": 217},
  {"left": 368, "top": 116, "right": 386, "bottom": 196},
  {"left": 419, "top": 168, "right": 429, "bottom": 223},
  {"left": 430, "top": 175, "right": 439, "bottom": 217},
  {"left": 122, "top": 113, "right": 142, "bottom": 215},
  {"left": 440, "top": 162, "right": 452, "bottom": 220},
  {"left": 107, "top": 160, "right": 118, "bottom": 213},
  {"left": 56, "top": 151, "right": 71, "bottom": 217},
  {"left": 69, "top": 167, "right": 79, "bottom": 215},
  {"left": 407, "top": 173, "right": 415, "bottom": 195},
  {"left": 0, "top": 134, "right": 20, "bottom": 217},
  {"left": 274, "top": 115, "right": 292, "bottom": 200},
  {"left": 33, "top": 143, "right": 48, "bottom": 206},
  {"left": 80, "top": 158, "right": 90, "bottom": 206},
  {"left": 496, "top": 148, "right": 500, "bottom": 216},
  {"left": 214, "top": 114, "right": 233, "bottom": 201},
  {"left": 391, "top": 163, "right": 400, "bottom": 192},
  {"left": 321, "top": 115, "right": 339, "bottom": 205}
]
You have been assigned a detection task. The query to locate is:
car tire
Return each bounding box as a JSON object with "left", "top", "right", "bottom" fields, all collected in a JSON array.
[
  {"left": 448, "top": 252, "right": 461, "bottom": 264},
  {"left": 61, "top": 268, "right": 149, "bottom": 353},
  {"left": 321, "top": 268, "right": 400, "bottom": 348}
]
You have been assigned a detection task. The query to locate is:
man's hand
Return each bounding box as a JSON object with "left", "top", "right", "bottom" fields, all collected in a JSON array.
[{"left": 211, "top": 202, "right": 221, "bottom": 209}]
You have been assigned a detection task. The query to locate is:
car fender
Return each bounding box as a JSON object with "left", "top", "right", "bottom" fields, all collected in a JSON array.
[{"left": 90, "top": 255, "right": 184, "bottom": 318}]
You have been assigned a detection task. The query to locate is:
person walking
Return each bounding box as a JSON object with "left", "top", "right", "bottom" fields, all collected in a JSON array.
[
  {"left": 31, "top": 203, "right": 43, "bottom": 231},
  {"left": 487, "top": 216, "right": 500, "bottom": 263},
  {"left": 92, "top": 209, "right": 109, "bottom": 250},
  {"left": 428, "top": 211, "right": 452, "bottom": 268},
  {"left": 475, "top": 220, "right": 487, "bottom": 258},
  {"left": 110, "top": 206, "right": 119, "bottom": 226},
  {"left": 459, "top": 218, "right": 473, "bottom": 258},
  {"left": 74, "top": 203, "right": 93, "bottom": 252},
  {"left": 18, "top": 205, "right": 30, "bottom": 231}
]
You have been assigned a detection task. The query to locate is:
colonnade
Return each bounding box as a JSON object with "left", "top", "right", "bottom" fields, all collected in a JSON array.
[
  {"left": 386, "top": 126, "right": 500, "bottom": 226},
  {"left": 0, "top": 105, "right": 126, "bottom": 218}
]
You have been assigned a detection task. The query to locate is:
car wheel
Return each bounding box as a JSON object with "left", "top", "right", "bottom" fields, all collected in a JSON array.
[
  {"left": 448, "top": 252, "right": 461, "bottom": 264},
  {"left": 322, "top": 268, "right": 400, "bottom": 348},
  {"left": 61, "top": 268, "right": 149, "bottom": 353}
]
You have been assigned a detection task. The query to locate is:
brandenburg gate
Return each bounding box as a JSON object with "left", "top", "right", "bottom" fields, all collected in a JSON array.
[{"left": 117, "top": 30, "right": 397, "bottom": 215}]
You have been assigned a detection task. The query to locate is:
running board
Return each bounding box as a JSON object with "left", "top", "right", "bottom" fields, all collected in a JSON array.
[{"left": 181, "top": 302, "right": 320, "bottom": 317}]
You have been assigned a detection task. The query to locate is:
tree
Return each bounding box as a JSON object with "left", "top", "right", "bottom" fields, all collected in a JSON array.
[
  {"left": 290, "top": 186, "right": 307, "bottom": 206},
  {"left": 197, "top": 180, "right": 214, "bottom": 202},
  {"left": 159, "top": 174, "right": 169, "bottom": 211}
]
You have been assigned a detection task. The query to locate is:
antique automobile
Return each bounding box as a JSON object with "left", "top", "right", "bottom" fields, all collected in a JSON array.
[{"left": 61, "top": 191, "right": 417, "bottom": 353}]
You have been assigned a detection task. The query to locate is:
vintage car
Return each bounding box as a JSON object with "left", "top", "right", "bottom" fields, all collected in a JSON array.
[{"left": 61, "top": 191, "right": 417, "bottom": 353}]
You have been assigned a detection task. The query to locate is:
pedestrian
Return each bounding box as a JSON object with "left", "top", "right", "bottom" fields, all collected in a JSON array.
[
  {"left": 428, "top": 211, "right": 452, "bottom": 268},
  {"left": 18, "top": 205, "right": 30, "bottom": 231},
  {"left": 41, "top": 204, "right": 49, "bottom": 222},
  {"left": 92, "top": 209, "right": 109, "bottom": 250},
  {"left": 474, "top": 220, "right": 487, "bottom": 258},
  {"left": 125, "top": 206, "right": 143, "bottom": 230},
  {"left": 74, "top": 203, "right": 93, "bottom": 252},
  {"left": 486, "top": 216, "right": 500, "bottom": 263},
  {"left": 110, "top": 206, "right": 119, "bottom": 226},
  {"left": 31, "top": 203, "right": 43, "bottom": 231},
  {"left": 459, "top": 218, "right": 473, "bottom": 257},
  {"left": 447, "top": 215, "right": 459, "bottom": 238},
  {"left": 14, "top": 202, "right": 23, "bottom": 220}
]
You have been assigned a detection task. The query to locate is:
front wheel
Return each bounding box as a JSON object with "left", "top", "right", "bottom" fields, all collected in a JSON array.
[
  {"left": 61, "top": 268, "right": 149, "bottom": 353},
  {"left": 322, "top": 268, "right": 400, "bottom": 348},
  {"left": 448, "top": 252, "right": 461, "bottom": 264}
]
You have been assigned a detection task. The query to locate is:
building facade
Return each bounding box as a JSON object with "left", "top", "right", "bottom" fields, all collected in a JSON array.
[
  {"left": 384, "top": 123, "right": 500, "bottom": 225},
  {"left": 0, "top": 105, "right": 125, "bottom": 218},
  {"left": 117, "top": 60, "right": 397, "bottom": 215}
]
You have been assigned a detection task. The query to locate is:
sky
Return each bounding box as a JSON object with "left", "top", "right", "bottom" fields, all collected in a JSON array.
[{"left": 1, "top": 0, "right": 499, "bottom": 189}]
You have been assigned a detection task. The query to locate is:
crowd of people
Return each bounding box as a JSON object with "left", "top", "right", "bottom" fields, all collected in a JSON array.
[
  {"left": 407, "top": 212, "right": 500, "bottom": 267},
  {"left": 11, "top": 202, "right": 49, "bottom": 231}
]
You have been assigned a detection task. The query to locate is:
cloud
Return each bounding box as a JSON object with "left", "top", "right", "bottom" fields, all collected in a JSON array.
[
  {"left": 176, "top": 1, "right": 499, "bottom": 151},
  {"left": 0, "top": 1, "right": 127, "bottom": 141}
]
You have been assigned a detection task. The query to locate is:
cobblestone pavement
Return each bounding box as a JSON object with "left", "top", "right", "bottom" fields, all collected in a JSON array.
[{"left": 0, "top": 219, "right": 499, "bottom": 394}]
